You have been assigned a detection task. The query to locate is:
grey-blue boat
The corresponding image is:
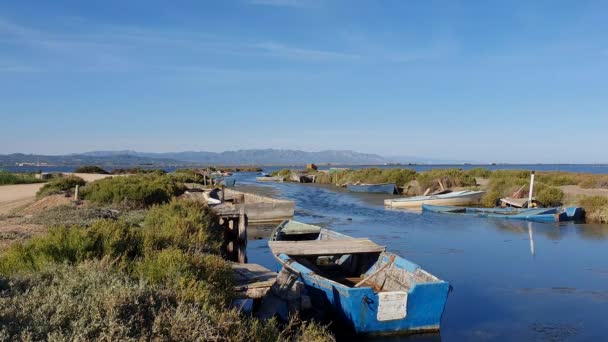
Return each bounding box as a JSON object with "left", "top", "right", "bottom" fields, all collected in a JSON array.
[
  {"left": 269, "top": 220, "right": 450, "bottom": 335},
  {"left": 422, "top": 204, "right": 584, "bottom": 223}
]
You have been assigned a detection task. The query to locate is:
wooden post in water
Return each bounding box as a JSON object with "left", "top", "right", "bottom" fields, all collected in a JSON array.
[
  {"left": 238, "top": 207, "right": 247, "bottom": 242},
  {"left": 528, "top": 171, "right": 535, "bottom": 208}
]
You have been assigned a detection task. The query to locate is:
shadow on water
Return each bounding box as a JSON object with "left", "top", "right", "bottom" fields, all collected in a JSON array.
[{"left": 232, "top": 172, "right": 608, "bottom": 341}]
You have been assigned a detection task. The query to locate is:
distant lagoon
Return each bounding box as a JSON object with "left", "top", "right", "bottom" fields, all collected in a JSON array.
[{"left": 3, "top": 164, "right": 608, "bottom": 174}]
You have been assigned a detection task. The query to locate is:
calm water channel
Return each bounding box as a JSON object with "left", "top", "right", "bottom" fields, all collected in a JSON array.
[{"left": 234, "top": 171, "right": 608, "bottom": 342}]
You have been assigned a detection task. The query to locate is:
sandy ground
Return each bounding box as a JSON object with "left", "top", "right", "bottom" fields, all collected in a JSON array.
[{"left": 0, "top": 183, "right": 45, "bottom": 215}]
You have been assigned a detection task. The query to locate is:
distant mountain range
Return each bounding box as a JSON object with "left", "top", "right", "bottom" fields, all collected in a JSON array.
[{"left": 1, "top": 149, "right": 397, "bottom": 166}]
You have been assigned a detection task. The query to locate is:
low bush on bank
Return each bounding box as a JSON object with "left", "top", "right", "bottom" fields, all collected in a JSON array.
[
  {"left": 577, "top": 196, "right": 608, "bottom": 223},
  {"left": 143, "top": 200, "right": 223, "bottom": 255},
  {"left": 313, "top": 168, "right": 417, "bottom": 188},
  {"left": 0, "top": 171, "right": 43, "bottom": 185},
  {"left": 0, "top": 199, "right": 334, "bottom": 341},
  {"left": 81, "top": 174, "right": 185, "bottom": 208},
  {"left": 36, "top": 175, "right": 86, "bottom": 198},
  {"left": 73, "top": 165, "right": 109, "bottom": 174}
]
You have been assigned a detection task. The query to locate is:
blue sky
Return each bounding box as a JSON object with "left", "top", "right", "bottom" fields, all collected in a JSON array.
[{"left": 1, "top": 0, "right": 607, "bottom": 163}]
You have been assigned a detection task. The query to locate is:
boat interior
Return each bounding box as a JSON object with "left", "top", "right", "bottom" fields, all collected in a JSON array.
[{"left": 273, "top": 221, "right": 439, "bottom": 292}]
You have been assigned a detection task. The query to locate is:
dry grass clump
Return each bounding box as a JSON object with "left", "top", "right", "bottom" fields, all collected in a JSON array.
[
  {"left": 81, "top": 174, "right": 185, "bottom": 208},
  {"left": 27, "top": 205, "right": 120, "bottom": 227},
  {"left": 36, "top": 175, "right": 86, "bottom": 199},
  {"left": 73, "top": 165, "right": 109, "bottom": 174}
]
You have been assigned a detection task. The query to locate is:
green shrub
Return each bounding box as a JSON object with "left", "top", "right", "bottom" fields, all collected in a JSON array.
[
  {"left": 535, "top": 186, "right": 564, "bottom": 206},
  {"left": 0, "top": 171, "right": 43, "bottom": 185},
  {"left": 143, "top": 200, "right": 223, "bottom": 255},
  {"left": 73, "top": 165, "right": 109, "bottom": 174},
  {"left": 81, "top": 174, "right": 185, "bottom": 208},
  {"left": 36, "top": 175, "right": 86, "bottom": 198}
]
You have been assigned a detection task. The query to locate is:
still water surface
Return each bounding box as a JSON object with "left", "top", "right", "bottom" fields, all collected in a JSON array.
[{"left": 234, "top": 172, "right": 608, "bottom": 341}]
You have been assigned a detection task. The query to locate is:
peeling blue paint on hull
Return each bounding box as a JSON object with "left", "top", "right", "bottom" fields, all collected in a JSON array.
[{"left": 276, "top": 253, "right": 450, "bottom": 335}]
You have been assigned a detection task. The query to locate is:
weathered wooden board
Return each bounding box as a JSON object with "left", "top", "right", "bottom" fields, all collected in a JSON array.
[
  {"left": 269, "top": 239, "right": 385, "bottom": 256},
  {"left": 232, "top": 262, "right": 277, "bottom": 286}
]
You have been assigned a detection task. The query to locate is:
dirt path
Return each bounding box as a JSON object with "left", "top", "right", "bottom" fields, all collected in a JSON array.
[
  {"left": 0, "top": 183, "right": 45, "bottom": 215},
  {"left": 0, "top": 173, "right": 114, "bottom": 215}
]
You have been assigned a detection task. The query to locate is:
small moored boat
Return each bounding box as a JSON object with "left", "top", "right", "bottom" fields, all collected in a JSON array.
[
  {"left": 347, "top": 183, "right": 398, "bottom": 194},
  {"left": 268, "top": 220, "right": 450, "bottom": 335},
  {"left": 221, "top": 177, "right": 236, "bottom": 187},
  {"left": 384, "top": 190, "right": 485, "bottom": 209},
  {"left": 422, "top": 204, "right": 584, "bottom": 223},
  {"left": 256, "top": 176, "right": 283, "bottom": 182}
]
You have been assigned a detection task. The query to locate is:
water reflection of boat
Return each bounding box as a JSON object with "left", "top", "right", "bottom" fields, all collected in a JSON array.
[
  {"left": 422, "top": 204, "right": 584, "bottom": 223},
  {"left": 385, "top": 190, "right": 485, "bottom": 209},
  {"left": 347, "top": 183, "right": 398, "bottom": 194},
  {"left": 268, "top": 220, "right": 450, "bottom": 335}
]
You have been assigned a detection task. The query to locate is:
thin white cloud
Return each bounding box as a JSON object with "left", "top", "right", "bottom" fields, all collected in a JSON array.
[
  {"left": 253, "top": 41, "right": 361, "bottom": 61},
  {"left": 0, "top": 16, "right": 364, "bottom": 73}
]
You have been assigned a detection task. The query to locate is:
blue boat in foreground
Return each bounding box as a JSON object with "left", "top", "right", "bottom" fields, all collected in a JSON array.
[
  {"left": 347, "top": 183, "right": 398, "bottom": 194},
  {"left": 422, "top": 204, "right": 584, "bottom": 223},
  {"left": 269, "top": 220, "right": 450, "bottom": 335}
]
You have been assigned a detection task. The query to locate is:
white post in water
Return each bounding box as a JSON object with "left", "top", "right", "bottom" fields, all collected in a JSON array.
[{"left": 528, "top": 171, "right": 535, "bottom": 208}]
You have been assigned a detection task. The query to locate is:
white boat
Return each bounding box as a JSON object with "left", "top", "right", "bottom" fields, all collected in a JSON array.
[{"left": 384, "top": 190, "right": 485, "bottom": 209}]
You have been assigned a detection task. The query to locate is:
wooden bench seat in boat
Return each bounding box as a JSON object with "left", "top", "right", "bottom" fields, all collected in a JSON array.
[{"left": 269, "top": 238, "right": 385, "bottom": 256}]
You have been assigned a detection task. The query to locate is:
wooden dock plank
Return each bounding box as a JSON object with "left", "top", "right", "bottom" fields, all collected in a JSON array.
[{"left": 268, "top": 239, "right": 385, "bottom": 256}]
